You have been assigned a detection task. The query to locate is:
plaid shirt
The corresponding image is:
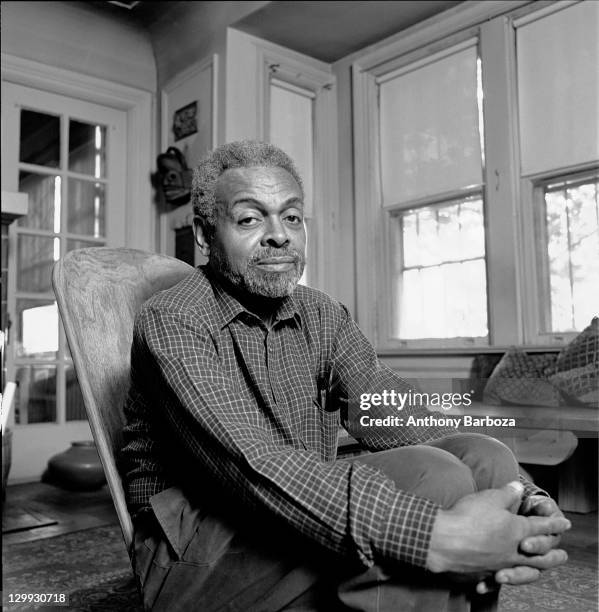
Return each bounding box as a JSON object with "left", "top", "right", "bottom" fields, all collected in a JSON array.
[{"left": 122, "top": 266, "right": 539, "bottom": 571}]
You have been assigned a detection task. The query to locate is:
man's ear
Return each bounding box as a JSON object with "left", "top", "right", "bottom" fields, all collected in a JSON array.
[{"left": 193, "top": 216, "right": 211, "bottom": 257}]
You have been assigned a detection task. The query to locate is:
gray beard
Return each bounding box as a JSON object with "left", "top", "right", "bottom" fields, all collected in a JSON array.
[{"left": 210, "top": 246, "right": 305, "bottom": 299}]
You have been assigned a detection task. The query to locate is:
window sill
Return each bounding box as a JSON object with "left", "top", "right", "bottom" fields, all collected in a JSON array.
[{"left": 376, "top": 344, "right": 564, "bottom": 358}]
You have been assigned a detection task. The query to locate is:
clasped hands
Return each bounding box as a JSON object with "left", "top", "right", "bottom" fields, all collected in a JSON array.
[{"left": 426, "top": 481, "right": 570, "bottom": 593}]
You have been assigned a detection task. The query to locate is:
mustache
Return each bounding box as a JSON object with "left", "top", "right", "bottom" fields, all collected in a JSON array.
[{"left": 249, "top": 247, "right": 303, "bottom": 264}]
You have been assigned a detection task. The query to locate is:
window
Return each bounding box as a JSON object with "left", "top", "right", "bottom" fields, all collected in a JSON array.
[
  {"left": 516, "top": 1, "right": 599, "bottom": 342},
  {"left": 2, "top": 57, "right": 150, "bottom": 481},
  {"left": 269, "top": 77, "right": 315, "bottom": 286},
  {"left": 256, "top": 45, "right": 336, "bottom": 293},
  {"left": 14, "top": 114, "right": 109, "bottom": 424},
  {"left": 353, "top": 0, "right": 599, "bottom": 349},
  {"left": 377, "top": 39, "right": 487, "bottom": 346},
  {"left": 535, "top": 173, "right": 599, "bottom": 334},
  {"left": 2, "top": 81, "right": 127, "bottom": 445}
]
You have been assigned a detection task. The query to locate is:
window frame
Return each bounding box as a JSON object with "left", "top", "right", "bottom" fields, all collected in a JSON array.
[
  {"left": 353, "top": 26, "right": 492, "bottom": 350},
  {"left": 520, "top": 165, "right": 599, "bottom": 345}
]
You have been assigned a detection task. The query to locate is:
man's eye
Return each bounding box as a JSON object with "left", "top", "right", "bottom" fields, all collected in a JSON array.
[
  {"left": 239, "top": 217, "right": 260, "bottom": 226},
  {"left": 285, "top": 215, "right": 303, "bottom": 225}
]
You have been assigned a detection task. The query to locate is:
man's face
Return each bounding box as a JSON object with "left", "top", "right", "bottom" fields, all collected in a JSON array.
[{"left": 207, "top": 166, "right": 306, "bottom": 299}]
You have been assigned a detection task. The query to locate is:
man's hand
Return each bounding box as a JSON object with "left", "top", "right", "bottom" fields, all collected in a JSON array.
[
  {"left": 519, "top": 495, "right": 564, "bottom": 555},
  {"left": 488, "top": 494, "right": 566, "bottom": 589},
  {"left": 426, "top": 481, "right": 570, "bottom": 578}
]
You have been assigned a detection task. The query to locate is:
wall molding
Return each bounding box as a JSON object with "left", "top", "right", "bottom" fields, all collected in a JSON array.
[{"left": 348, "top": 1, "right": 532, "bottom": 73}]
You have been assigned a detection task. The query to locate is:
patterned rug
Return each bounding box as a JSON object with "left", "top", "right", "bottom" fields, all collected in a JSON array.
[
  {"left": 499, "top": 564, "right": 598, "bottom": 612},
  {"left": 2, "top": 524, "right": 141, "bottom": 611},
  {"left": 3, "top": 524, "right": 597, "bottom": 611}
]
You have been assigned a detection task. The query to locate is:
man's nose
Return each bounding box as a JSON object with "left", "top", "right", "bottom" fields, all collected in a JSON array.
[{"left": 262, "top": 217, "right": 289, "bottom": 247}]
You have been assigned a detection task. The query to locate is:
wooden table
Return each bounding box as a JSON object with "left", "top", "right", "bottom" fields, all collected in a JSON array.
[
  {"left": 449, "top": 401, "right": 598, "bottom": 436},
  {"left": 447, "top": 401, "right": 598, "bottom": 513}
]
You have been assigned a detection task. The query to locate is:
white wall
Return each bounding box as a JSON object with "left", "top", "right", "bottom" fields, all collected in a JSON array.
[
  {"left": 1, "top": 2, "right": 156, "bottom": 252},
  {"left": 1, "top": 1, "right": 156, "bottom": 92},
  {"left": 146, "top": 1, "right": 270, "bottom": 145}
]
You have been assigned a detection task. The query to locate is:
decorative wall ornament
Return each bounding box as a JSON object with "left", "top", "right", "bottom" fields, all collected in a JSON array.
[
  {"left": 173, "top": 101, "right": 198, "bottom": 142},
  {"left": 155, "top": 146, "right": 192, "bottom": 207}
]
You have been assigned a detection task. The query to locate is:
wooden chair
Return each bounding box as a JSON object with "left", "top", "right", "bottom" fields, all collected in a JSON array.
[{"left": 52, "top": 247, "right": 194, "bottom": 556}]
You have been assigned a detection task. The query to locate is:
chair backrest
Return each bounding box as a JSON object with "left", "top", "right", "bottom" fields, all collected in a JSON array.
[{"left": 52, "top": 247, "right": 194, "bottom": 554}]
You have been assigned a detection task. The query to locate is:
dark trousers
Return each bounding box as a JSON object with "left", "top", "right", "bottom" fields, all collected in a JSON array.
[{"left": 133, "top": 433, "right": 520, "bottom": 611}]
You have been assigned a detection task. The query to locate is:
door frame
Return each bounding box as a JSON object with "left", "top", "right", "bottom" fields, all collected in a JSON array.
[{"left": 1, "top": 55, "right": 154, "bottom": 482}]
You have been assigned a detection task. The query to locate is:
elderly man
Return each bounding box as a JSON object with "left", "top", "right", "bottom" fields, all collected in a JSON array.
[{"left": 122, "top": 141, "right": 569, "bottom": 611}]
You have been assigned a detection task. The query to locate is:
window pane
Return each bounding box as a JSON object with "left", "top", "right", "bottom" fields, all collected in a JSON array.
[
  {"left": 67, "top": 179, "right": 105, "bottom": 237},
  {"left": 379, "top": 44, "right": 483, "bottom": 205},
  {"left": 16, "top": 299, "right": 58, "bottom": 359},
  {"left": 17, "top": 234, "right": 57, "bottom": 293},
  {"left": 15, "top": 365, "right": 57, "bottom": 425},
  {"left": 19, "top": 110, "right": 60, "bottom": 168},
  {"left": 397, "top": 260, "right": 488, "bottom": 339},
  {"left": 65, "top": 364, "right": 87, "bottom": 422},
  {"left": 394, "top": 198, "right": 488, "bottom": 340},
  {"left": 544, "top": 177, "right": 599, "bottom": 332},
  {"left": 401, "top": 198, "right": 484, "bottom": 267},
  {"left": 457, "top": 199, "right": 485, "bottom": 258},
  {"left": 69, "top": 121, "right": 107, "bottom": 178},
  {"left": 17, "top": 172, "right": 60, "bottom": 231}
]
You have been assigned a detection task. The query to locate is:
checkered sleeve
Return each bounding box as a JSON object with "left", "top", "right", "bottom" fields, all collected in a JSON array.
[
  {"left": 318, "top": 305, "right": 461, "bottom": 565},
  {"left": 331, "top": 305, "right": 458, "bottom": 450},
  {"left": 134, "top": 304, "right": 440, "bottom": 570},
  {"left": 520, "top": 473, "right": 549, "bottom": 501}
]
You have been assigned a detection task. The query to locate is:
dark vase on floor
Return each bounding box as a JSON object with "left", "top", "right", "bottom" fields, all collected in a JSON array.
[{"left": 47, "top": 441, "right": 106, "bottom": 491}]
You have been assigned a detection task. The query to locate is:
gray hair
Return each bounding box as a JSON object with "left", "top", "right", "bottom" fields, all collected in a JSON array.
[{"left": 191, "top": 140, "right": 304, "bottom": 236}]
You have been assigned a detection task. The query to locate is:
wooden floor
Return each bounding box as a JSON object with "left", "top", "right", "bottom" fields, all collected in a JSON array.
[
  {"left": 2, "top": 482, "right": 118, "bottom": 546},
  {"left": 563, "top": 509, "right": 599, "bottom": 571}
]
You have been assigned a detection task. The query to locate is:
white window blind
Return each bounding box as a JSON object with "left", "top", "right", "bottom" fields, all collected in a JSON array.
[
  {"left": 516, "top": 1, "right": 599, "bottom": 177},
  {"left": 269, "top": 78, "right": 314, "bottom": 215},
  {"left": 378, "top": 41, "right": 483, "bottom": 206}
]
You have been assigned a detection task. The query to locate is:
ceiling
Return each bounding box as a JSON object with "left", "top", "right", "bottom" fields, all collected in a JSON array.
[
  {"left": 233, "top": 1, "right": 464, "bottom": 62},
  {"left": 99, "top": 1, "right": 463, "bottom": 63}
]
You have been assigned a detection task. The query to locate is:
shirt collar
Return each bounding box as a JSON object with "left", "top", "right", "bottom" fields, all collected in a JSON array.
[{"left": 204, "top": 266, "right": 301, "bottom": 330}]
